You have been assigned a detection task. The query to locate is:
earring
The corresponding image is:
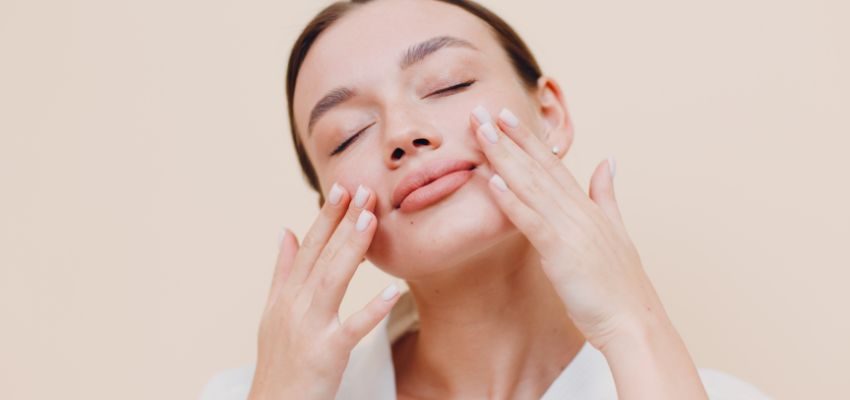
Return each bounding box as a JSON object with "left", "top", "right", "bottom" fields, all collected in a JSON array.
[{"left": 551, "top": 146, "right": 560, "bottom": 155}]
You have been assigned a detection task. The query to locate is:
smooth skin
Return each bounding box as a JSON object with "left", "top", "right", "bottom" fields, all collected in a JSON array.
[
  {"left": 470, "top": 105, "right": 708, "bottom": 399},
  {"left": 251, "top": 0, "right": 709, "bottom": 399},
  {"left": 248, "top": 184, "right": 402, "bottom": 399}
]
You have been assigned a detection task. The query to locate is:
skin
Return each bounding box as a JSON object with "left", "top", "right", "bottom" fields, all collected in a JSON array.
[{"left": 250, "top": 0, "right": 709, "bottom": 399}]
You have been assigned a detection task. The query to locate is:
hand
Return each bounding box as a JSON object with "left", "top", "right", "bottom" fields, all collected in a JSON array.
[
  {"left": 248, "top": 184, "right": 401, "bottom": 400},
  {"left": 468, "top": 105, "right": 665, "bottom": 352},
  {"left": 469, "top": 105, "right": 708, "bottom": 399}
]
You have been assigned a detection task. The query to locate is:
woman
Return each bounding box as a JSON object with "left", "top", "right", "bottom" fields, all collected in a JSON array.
[{"left": 202, "top": 0, "right": 770, "bottom": 398}]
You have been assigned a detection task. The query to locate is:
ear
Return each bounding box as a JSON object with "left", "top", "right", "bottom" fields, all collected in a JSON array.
[{"left": 535, "top": 76, "right": 575, "bottom": 157}]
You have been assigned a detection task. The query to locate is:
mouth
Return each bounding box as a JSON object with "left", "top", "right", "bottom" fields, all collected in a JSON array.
[{"left": 393, "top": 161, "right": 478, "bottom": 213}]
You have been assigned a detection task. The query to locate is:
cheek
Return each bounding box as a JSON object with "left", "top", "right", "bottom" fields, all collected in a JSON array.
[
  {"left": 319, "top": 161, "right": 388, "bottom": 215},
  {"left": 326, "top": 168, "right": 379, "bottom": 197}
]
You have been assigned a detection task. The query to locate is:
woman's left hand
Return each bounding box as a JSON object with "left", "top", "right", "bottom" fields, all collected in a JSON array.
[
  {"left": 470, "top": 106, "right": 709, "bottom": 399},
  {"left": 468, "top": 105, "right": 668, "bottom": 352}
]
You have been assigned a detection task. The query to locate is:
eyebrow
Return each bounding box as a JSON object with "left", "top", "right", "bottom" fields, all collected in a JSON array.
[
  {"left": 308, "top": 87, "right": 355, "bottom": 135},
  {"left": 307, "top": 35, "right": 478, "bottom": 136},
  {"left": 399, "top": 35, "right": 478, "bottom": 70}
]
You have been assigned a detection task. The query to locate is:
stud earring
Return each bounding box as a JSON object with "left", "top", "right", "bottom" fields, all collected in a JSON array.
[{"left": 551, "top": 146, "right": 560, "bottom": 155}]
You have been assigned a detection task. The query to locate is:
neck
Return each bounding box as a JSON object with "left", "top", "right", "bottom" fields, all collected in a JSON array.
[{"left": 392, "top": 231, "right": 586, "bottom": 399}]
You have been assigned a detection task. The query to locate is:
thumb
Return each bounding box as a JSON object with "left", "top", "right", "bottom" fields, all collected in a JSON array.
[
  {"left": 588, "top": 156, "right": 626, "bottom": 231},
  {"left": 335, "top": 283, "right": 402, "bottom": 351}
]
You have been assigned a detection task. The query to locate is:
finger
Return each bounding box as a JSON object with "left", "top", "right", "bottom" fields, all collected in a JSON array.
[
  {"left": 588, "top": 156, "right": 628, "bottom": 234},
  {"left": 305, "top": 185, "right": 378, "bottom": 312},
  {"left": 470, "top": 107, "right": 576, "bottom": 225},
  {"left": 487, "top": 173, "right": 560, "bottom": 256},
  {"left": 493, "top": 107, "right": 586, "bottom": 202},
  {"left": 268, "top": 228, "right": 299, "bottom": 301},
  {"left": 310, "top": 207, "right": 377, "bottom": 314},
  {"left": 334, "top": 283, "right": 401, "bottom": 351},
  {"left": 286, "top": 182, "right": 349, "bottom": 287}
]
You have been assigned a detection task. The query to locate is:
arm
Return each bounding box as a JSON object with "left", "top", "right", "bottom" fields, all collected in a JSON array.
[
  {"left": 467, "top": 103, "right": 707, "bottom": 399},
  {"left": 598, "top": 303, "right": 708, "bottom": 399}
]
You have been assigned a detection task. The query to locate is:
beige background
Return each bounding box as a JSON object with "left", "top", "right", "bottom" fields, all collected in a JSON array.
[{"left": 1, "top": 0, "right": 848, "bottom": 398}]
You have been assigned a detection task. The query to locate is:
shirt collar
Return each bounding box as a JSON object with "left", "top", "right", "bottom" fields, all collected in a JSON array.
[{"left": 336, "top": 290, "right": 617, "bottom": 400}]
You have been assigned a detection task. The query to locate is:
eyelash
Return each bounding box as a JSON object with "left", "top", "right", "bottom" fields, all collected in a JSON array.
[
  {"left": 329, "top": 79, "right": 477, "bottom": 156},
  {"left": 426, "top": 79, "right": 477, "bottom": 98},
  {"left": 331, "top": 122, "right": 375, "bottom": 156}
]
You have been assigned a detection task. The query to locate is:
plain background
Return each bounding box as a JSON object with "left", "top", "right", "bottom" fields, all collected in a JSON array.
[{"left": 1, "top": 0, "right": 848, "bottom": 398}]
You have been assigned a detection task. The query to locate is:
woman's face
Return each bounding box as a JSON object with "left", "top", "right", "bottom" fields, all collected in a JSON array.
[{"left": 293, "top": 0, "right": 551, "bottom": 279}]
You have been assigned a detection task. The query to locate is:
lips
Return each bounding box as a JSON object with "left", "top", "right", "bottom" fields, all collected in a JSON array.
[{"left": 392, "top": 158, "right": 478, "bottom": 210}]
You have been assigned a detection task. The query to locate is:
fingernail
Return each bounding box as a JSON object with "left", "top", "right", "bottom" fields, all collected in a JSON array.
[
  {"left": 354, "top": 185, "right": 369, "bottom": 208},
  {"left": 479, "top": 122, "right": 499, "bottom": 144},
  {"left": 498, "top": 108, "right": 519, "bottom": 128},
  {"left": 490, "top": 174, "right": 508, "bottom": 192},
  {"left": 328, "top": 182, "right": 344, "bottom": 205},
  {"left": 356, "top": 209, "right": 373, "bottom": 232},
  {"left": 472, "top": 105, "right": 491, "bottom": 125},
  {"left": 608, "top": 155, "right": 617, "bottom": 179},
  {"left": 381, "top": 283, "right": 399, "bottom": 301}
]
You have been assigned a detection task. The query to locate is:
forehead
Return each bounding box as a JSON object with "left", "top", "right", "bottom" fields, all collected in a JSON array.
[{"left": 292, "top": 0, "right": 499, "bottom": 138}]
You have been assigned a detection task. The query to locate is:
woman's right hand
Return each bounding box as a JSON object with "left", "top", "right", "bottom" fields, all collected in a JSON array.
[{"left": 247, "top": 183, "right": 401, "bottom": 400}]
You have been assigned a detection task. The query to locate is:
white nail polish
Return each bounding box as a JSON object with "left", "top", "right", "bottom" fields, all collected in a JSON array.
[
  {"left": 479, "top": 122, "right": 499, "bottom": 144},
  {"left": 490, "top": 174, "right": 508, "bottom": 192},
  {"left": 354, "top": 185, "right": 369, "bottom": 208},
  {"left": 356, "top": 209, "right": 373, "bottom": 232},
  {"left": 328, "top": 182, "right": 343, "bottom": 205},
  {"left": 472, "top": 105, "right": 491, "bottom": 125},
  {"left": 499, "top": 108, "right": 519, "bottom": 128},
  {"left": 381, "top": 284, "right": 399, "bottom": 301},
  {"left": 608, "top": 155, "right": 617, "bottom": 179}
]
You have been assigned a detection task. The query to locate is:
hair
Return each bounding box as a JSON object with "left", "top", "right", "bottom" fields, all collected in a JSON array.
[{"left": 286, "top": 0, "right": 542, "bottom": 206}]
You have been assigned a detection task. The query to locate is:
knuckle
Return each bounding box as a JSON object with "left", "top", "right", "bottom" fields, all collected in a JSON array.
[
  {"left": 535, "top": 224, "right": 560, "bottom": 251},
  {"left": 572, "top": 211, "right": 598, "bottom": 232},
  {"left": 301, "top": 231, "right": 322, "bottom": 250},
  {"left": 346, "top": 206, "right": 364, "bottom": 224},
  {"left": 339, "top": 322, "right": 359, "bottom": 345},
  {"left": 365, "top": 306, "right": 381, "bottom": 324},
  {"left": 494, "top": 143, "right": 511, "bottom": 160},
  {"left": 319, "top": 271, "right": 336, "bottom": 290},
  {"left": 323, "top": 192, "right": 349, "bottom": 212},
  {"left": 524, "top": 214, "right": 547, "bottom": 233},
  {"left": 317, "top": 246, "right": 335, "bottom": 264},
  {"left": 514, "top": 127, "right": 532, "bottom": 142},
  {"left": 542, "top": 154, "right": 562, "bottom": 171},
  {"left": 499, "top": 188, "right": 517, "bottom": 206},
  {"left": 522, "top": 176, "right": 543, "bottom": 197},
  {"left": 335, "top": 241, "right": 356, "bottom": 261}
]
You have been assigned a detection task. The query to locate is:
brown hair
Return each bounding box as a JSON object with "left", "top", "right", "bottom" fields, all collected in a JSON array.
[{"left": 286, "top": 0, "right": 542, "bottom": 206}]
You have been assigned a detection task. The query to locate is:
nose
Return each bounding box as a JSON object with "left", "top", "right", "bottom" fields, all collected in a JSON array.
[{"left": 383, "top": 108, "right": 443, "bottom": 167}]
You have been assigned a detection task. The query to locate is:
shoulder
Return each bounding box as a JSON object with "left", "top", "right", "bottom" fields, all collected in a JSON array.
[
  {"left": 697, "top": 368, "right": 772, "bottom": 399},
  {"left": 198, "top": 365, "right": 255, "bottom": 400}
]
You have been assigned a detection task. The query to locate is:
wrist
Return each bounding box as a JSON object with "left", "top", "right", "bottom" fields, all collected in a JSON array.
[
  {"left": 594, "top": 303, "right": 708, "bottom": 399},
  {"left": 588, "top": 292, "right": 674, "bottom": 356}
]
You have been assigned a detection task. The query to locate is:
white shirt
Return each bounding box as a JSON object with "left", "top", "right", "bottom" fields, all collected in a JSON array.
[{"left": 200, "top": 291, "right": 771, "bottom": 399}]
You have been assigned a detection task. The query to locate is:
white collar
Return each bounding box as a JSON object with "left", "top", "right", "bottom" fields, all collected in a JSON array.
[{"left": 335, "top": 290, "right": 618, "bottom": 400}]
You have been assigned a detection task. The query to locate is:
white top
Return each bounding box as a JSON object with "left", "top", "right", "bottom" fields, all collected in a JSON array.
[{"left": 200, "top": 291, "right": 771, "bottom": 399}]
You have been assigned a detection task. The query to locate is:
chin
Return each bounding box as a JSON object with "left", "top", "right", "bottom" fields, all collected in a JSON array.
[{"left": 367, "top": 179, "right": 516, "bottom": 280}]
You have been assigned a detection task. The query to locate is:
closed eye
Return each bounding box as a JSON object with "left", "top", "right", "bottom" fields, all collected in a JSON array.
[
  {"left": 425, "top": 79, "right": 476, "bottom": 98},
  {"left": 330, "top": 80, "right": 476, "bottom": 156},
  {"left": 330, "top": 122, "right": 375, "bottom": 156}
]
